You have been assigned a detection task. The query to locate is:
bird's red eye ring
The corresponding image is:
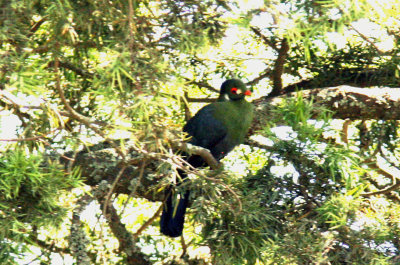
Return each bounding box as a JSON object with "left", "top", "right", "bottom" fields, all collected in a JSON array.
[{"left": 231, "top": 87, "right": 238, "bottom": 94}]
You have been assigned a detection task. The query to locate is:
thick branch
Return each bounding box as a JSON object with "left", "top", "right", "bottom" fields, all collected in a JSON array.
[
  {"left": 251, "top": 85, "right": 400, "bottom": 134},
  {"left": 98, "top": 197, "right": 151, "bottom": 265},
  {"left": 62, "top": 145, "right": 161, "bottom": 201},
  {"left": 62, "top": 139, "right": 220, "bottom": 202},
  {"left": 269, "top": 38, "right": 289, "bottom": 97},
  {"left": 282, "top": 69, "right": 400, "bottom": 95},
  {"left": 173, "top": 142, "right": 219, "bottom": 169},
  {"left": 69, "top": 194, "right": 93, "bottom": 265}
]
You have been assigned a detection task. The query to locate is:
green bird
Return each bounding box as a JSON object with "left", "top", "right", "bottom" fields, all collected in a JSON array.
[{"left": 160, "top": 79, "right": 254, "bottom": 237}]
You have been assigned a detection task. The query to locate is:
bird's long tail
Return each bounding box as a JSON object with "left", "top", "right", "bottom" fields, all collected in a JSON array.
[
  {"left": 160, "top": 186, "right": 190, "bottom": 237},
  {"left": 160, "top": 156, "right": 204, "bottom": 237}
]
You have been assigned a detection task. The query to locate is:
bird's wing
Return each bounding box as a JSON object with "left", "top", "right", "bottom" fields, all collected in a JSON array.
[{"left": 183, "top": 104, "right": 227, "bottom": 150}]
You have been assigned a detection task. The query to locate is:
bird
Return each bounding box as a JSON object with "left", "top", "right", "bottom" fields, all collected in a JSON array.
[{"left": 160, "top": 79, "right": 254, "bottom": 237}]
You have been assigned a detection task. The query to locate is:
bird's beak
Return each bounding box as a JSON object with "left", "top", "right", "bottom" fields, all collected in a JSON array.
[{"left": 244, "top": 90, "right": 252, "bottom": 96}]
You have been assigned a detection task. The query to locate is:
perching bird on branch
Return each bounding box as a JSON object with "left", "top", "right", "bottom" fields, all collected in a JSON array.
[{"left": 160, "top": 79, "right": 254, "bottom": 237}]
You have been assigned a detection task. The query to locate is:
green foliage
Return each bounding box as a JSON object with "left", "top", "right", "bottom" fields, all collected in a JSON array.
[
  {"left": 1, "top": 0, "right": 400, "bottom": 264},
  {"left": 199, "top": 178, "right": 278, "bottom": 264},
  {"left": 235, "top": 96, "right": 399, "bottom": 264},
  {"left": 0, "top": 150, "right": 81, "bottom": 251}
]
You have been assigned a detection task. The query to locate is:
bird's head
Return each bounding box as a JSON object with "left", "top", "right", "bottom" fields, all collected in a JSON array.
[{"left": 219, "top": 79, "right": 252, "bottom": 101}]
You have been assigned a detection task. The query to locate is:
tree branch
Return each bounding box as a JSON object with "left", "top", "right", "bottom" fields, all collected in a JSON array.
[
  {"left": 269, "top": 38, "right": 289, "bottom": 97},
  {"left": 98, "top": 197, "right": 151, "bottom": 265},
  {"left": 53, "top": 59, "right": 101, "bottom": 127},
  {"left": 31, "top": 40, "right": 97, "bottom": 54},
  {"left": 251, "top": 85, "right": 400, "bottom": 133},
  {"left": 61, "top": 136, "right": 221, "bottom": 203},
  {"left": 186, "top": 97, "right": 215, "bottom": 103},
  {"left": 69, "top": 194, "right": 93, "bottom": 265},
  {"left": 281, "top": 68, "right": 400, "bottom": 95},
  {"left": 362, "top": 157, "right": 399, "bottom": 197},
  {"left": 172, "top": 142, "right": 219, "bottom": 170},
  {"left": 350, "top": 24, "right": 388, "bottom": 55},
  {"left": 29, "top": 234, "right": 70, "bottom": 255},
  {"left": 28, "top": 17, "right": 47, "bottom": 37},
  {"left": 246, "top": 69, "right": 273, "bottom": 86},
  {"left": 0, "top": 90, "right": 107, "bottom": 126},
  {"left": 133, "top": 204, "right": 163, "bottom": 239},
  {"left": 183, "top": 77, "right": 220, "bottom": 93},
  {"left": 250, "top": 27, "right": 278, "bottom": 51},
  {"left": 362, "top": 179, "right": 400, "bottom": 197},
  {"left": 48, "top": 60, "right": 93, "bottom": 78},
  {"left": 53, "top": 57, "right": 125, "bottom": 158}
]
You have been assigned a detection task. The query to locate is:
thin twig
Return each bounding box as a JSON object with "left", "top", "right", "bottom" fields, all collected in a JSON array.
[
  {"left": 174, "top": 155, "right": 243, "bottom": 212},
  {"left": 182, "top": 77, "right": 220, "bottom": 93},
  {"left": 53, "top": 56, "right": 125, "bottom": 158},
  {"left": 378, "top": 145, "right": 400, "bottom": 171},
  {"left": 0, "top": 92, "right": 106, "bottom": 126},
  {"left": 29, "top": 17, "right": 47, "bottom": 36},
  {"left": 250, "top": 26, "right": 279, "bottom": 51},
  {"left": 133, "top": 204, "right": 163, "bottom": 239},
  {"left": 48, "top": 60, "right": 93, "bottom": 78},
  {"left": 246, "top": 69, "right": 273, "bottom": 86},
  {"left": 350, "top": 24, "right": 386, "bottom": 55},
  {"left": 103, "top": 165, "right": 128, "bottom": 219},
  {"left": 183, "top": 92, "right": 192, "bottom": 121},
  {"left": 362, "top": 157, "right": 399, "bottom": 196},
  {"left": 186, "top": 97, "right": 215, "bottom": 103},
  {"left": 0, "top": 128, "right": 59, "bottom": 142},
  {"left": 362, "top": 179, "right": 400, "bottom": 197},
  {"left": 120, "top": 160, "right": 147, "bottom": 216},
  {"left": 180, "top": 234, "right": 188, "bottom": 258}
]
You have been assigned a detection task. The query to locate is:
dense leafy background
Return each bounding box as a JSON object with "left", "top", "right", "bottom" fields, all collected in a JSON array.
[{"left": 1, "top": 0, "right": 400, "bottom": 264}]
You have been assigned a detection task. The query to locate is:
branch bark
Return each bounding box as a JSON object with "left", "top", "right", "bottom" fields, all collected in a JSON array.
[
  {"left": 98, "top": 197, "right": 151, "bottom": 265},
  {"left": 281, "top": 68, "right": 400, "bottom": 95},
  {"left": 361, "top": 156, "right": 399, "bottom": 197},
  {"left": 269, "top": 38, "right": 289, "bottom": 97},
  {"left": 182, "top": 77, "right": 220, "bottom": 93},
  {"left": 251, "top": 85, "right": 400, "bottom": 134},
  {"left": 250, "top": 27, "right": 278, "bottom": 51},
  {"left": 61, "top": 139, "right": 220, "bottom": 202}
]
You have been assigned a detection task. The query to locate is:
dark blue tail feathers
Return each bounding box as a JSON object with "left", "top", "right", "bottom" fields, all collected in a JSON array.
[{"left": 160, "top": 188, "right": 190, "bottom": 237}]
